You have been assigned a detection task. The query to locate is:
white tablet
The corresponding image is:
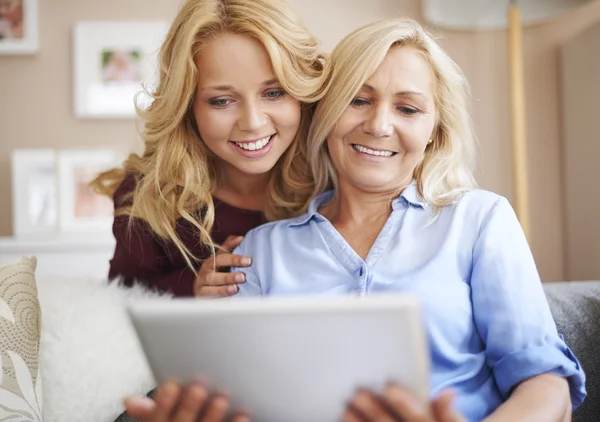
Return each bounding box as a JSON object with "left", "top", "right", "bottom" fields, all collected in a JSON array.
[{"left": 127, "top": 294, "right": 429, "bottom": 422}]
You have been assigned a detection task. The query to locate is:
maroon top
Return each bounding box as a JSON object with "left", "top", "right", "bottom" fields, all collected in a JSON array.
[{"left": 108, "top": 175, "right": 266, "bottom": 297}]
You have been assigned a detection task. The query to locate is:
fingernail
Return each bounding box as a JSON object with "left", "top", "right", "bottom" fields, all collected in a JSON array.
[
  {"left": 241, "top": 257, "right": 252, "bottom": 266},
  {"left": 235, "top": 273, "right": 245, "bottom": 283},
  {"left": 161, "top": 381, "right": 179, "bottom": 400},
  {"left": 227, "top": 285, "right": 238, "bottom": 294}
]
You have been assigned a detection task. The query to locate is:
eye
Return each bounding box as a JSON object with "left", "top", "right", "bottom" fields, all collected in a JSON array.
[
  {"left": 264, "top": 89, "right": 287, "bottom": 100},
  {"left": 398, "top": 106, "right": 419, "bottom": 116},
  {"left": 351, "top": 98, "right": 370, "bottom": 107},
  {"left": 208, "top": 98, "right": 233, "bottom": 108}
]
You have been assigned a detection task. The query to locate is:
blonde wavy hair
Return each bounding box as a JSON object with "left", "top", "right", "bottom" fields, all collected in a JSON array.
[
  {"left": 308, "top": 18, "right": 477, "bottom": 212},
  {"left": 91, "top": 0, "right": 327, "bottom": 269}
]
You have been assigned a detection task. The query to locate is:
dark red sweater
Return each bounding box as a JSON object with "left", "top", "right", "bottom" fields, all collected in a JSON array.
[{"left": 107, "top": 176, "right": 265, "bottom": 297}]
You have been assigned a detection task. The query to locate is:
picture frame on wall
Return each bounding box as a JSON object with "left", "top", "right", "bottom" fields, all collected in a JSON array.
[
  {"left": 11, "top": 149, "right": 58, "bottom": 238},
  {"left": 0, "top": 0, "right": 39, "bottom": 55},
  {"left": 57, "top": 149, "right": 122, "bottom": 234},
  {"left": 72, "top": 21, "right": 168, "bottom": 119}
]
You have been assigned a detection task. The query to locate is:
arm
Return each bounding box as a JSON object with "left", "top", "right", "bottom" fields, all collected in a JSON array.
[
  {"left": 471, "top": 198, "right": 585, "bottom": 420},
  {"left": 484, "top": 374, "right": 571, "bottom": 422},
  {"left": 109, "top": 214, "right": 197, "bottom": 297}
]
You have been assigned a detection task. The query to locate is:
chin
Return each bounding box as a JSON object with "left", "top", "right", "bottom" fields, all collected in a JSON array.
[{"left": 239, "top": 161, "right": 279, "bottom": 176}]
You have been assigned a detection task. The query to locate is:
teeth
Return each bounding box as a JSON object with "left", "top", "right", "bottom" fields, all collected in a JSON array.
[
  {"left": 352, "top": 144, "right": 393, "bottom": 157},
  {"left": 235, "top": 136, "right": 271, "bottom": 151}
]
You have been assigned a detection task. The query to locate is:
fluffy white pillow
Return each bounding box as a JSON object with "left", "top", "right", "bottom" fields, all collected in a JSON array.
[{"left": 37, "top": 277, "right": 171, "bottom": 422}]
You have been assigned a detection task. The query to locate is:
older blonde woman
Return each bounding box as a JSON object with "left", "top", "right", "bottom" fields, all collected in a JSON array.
[{"left": 231, "top": 18, "right": 586, "bottom": 421}]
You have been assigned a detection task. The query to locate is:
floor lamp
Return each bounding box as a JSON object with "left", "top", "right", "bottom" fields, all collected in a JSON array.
[{"left": 421, "top": 0, "right": 592, "bottom": 241}]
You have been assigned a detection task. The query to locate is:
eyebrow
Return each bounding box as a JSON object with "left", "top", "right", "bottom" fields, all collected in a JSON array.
[
  {"left": 361, "top": 83, "right": 427, "bottom": 99},
  {"left": 203, "top": 78, "right": 279, "bottom": 92}
]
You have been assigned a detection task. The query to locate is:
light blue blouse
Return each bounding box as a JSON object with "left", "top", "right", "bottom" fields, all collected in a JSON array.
[{"left": 233, "top": 186, "right": 586, "bottom": 421}]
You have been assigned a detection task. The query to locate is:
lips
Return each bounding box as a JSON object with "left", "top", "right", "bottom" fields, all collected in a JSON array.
[
  {"left": 231, "top": 135, "right": 274, "bottom": 151},
  {"left": 351, "top": 143, "right": 397, "bottom": 157}
]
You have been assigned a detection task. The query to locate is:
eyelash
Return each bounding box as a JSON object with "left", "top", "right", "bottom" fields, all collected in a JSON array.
[
  {"left": 208, "top": 89, "right": 287, "bottom": 109},
  {"left": 350, "top": 98, "right": 420, "bottom": 116}
]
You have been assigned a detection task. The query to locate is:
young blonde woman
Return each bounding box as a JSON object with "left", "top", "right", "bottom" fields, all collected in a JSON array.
[
  {"left": 131, "top": 17, "right": 586, "bottom": 422},
  {"left": 93, "top": 0, "right": 327, "bottom": 302},
  {"left": 96, "top": 0, "right": 328, "bottom": 420}
]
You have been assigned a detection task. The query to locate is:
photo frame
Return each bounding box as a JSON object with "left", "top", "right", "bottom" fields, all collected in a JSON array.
[
  {"left": 72, "top": 21, "right": 168, "bottom": 119},
  {"left": 0, "top": 0, "right": 39, "bottom": 54},
  {"left": 11, "top": 149, "right": 58, "bottom": 238},
  {"left": 57, "top": 149, "right": 123, "bottom": 234},
  {"left": 0, "top": 0, "right": 38, "bottom": 54}
]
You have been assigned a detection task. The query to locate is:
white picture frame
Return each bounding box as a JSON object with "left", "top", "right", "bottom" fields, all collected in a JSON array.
[
  {"left": 11, "top": 149, "right": 58, "bottom": 238},
  {"left": 72, "top": 21, "right": 168, "bottom": 119},
  {"left": 57, "top": 149, "right": 122, "bottom": 234},
  {"left": 0, "top": 0, "right": 39, "bottom": 55}
]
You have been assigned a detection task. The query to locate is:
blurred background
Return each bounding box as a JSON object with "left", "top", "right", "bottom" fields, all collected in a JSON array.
[{"left": 0, "top": 0, "right": 598, "bottom": 283}]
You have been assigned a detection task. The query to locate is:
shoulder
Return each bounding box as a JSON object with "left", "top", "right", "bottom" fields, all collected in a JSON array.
[
  {"left": 432, "top": 189, "right": 516, "bottom": 237},
  {"left": 113, "top": 172, "right": 140, "bottom": 206},
  {"left": 449, "top": 189, "right": 511, "bottom": 219},
  {"left": 235, "top": 210, "right": 313, "bottom": 256},
  {"left": 242, "top": 217, "right": 298, "bottom": 242}
]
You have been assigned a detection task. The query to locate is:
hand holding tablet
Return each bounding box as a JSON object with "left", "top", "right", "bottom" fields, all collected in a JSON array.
[{"left": 128, "top": 294, "right": 429, "bottom": 422}]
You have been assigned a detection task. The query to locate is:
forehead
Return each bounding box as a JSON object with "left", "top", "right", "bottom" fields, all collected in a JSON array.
[
  {"left": 196, "top": 33, "right": 276, "bottom": 86},
  {"left": 364, "top": 45, "right": 435, "bottom": 95}
]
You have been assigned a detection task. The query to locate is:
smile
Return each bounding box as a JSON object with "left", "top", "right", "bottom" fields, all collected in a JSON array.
[
  {"left": 231, "top": 135, "right": 274, "bottom": 151},
  {"left": 351, "top": 144, "right": 396, "bottom": 157}
]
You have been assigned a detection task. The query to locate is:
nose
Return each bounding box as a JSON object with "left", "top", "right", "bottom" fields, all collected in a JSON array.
[
  {"left": 363, "top": 104, "right": 393, "bottom": 138},
  {"left": 238, "top": 100, "right": 268, "bottom": 133}
]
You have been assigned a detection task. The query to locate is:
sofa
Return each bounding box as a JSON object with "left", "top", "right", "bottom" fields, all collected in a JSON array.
[
  {"left": 544, "top": 281, "right": 600, "bottom": 422},
  {"left": 1, "top": 257, "right": 599, "bottom": 422}
]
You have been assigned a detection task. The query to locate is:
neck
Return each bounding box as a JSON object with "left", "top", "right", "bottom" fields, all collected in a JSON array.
[
  {"left": 321, "top": 182, "right": 399, "bottom": 226},
  {"left": 213, "top": 161, "right": 270, "bottom": 211}
]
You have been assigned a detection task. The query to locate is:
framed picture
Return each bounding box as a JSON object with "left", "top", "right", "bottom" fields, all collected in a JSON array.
[
  {"left": 57, "top": 149, "right": 123, "bottom": 234},
  {"left": 0, "top": 0, "right": 38, "bottom": 54},
  {"left": 11, "top": 149, "right": 58, "bottom": 238},
  {"left": 72, "top": 21, "right": 168, "bottom": 119}
]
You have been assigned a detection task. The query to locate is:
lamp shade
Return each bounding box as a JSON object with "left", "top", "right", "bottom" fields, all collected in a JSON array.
[{"left": 422, "top": 0, "right": 593, "bottom": 29}]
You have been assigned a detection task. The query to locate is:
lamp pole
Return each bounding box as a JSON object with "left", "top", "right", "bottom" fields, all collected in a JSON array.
[{"left": 508, "top": 0, "right": 531, "bottom": 240}]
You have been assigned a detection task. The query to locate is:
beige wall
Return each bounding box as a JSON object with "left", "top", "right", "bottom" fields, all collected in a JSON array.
[
  {"left": 1, "top": 0, "right": 600, "bottom": 281},
  {"left": 561, "top": 20, "right": 600, "bottom": 281}
]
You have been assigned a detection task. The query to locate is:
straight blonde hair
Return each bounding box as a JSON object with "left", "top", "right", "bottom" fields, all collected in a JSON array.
[
  {"left": 91, "top": 0, "right": 327, "bottom": 269},
  {"left": 308, "top": 18, "right": 477, "bottom": 212}
]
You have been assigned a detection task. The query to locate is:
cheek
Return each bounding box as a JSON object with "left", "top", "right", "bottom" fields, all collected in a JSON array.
[
  {"left": 272, "top": 99, "right": 301, "bottom": 133},
  {"left": 194, "top": 106, "right": 235, "bottom": 144},
  {"left": 398, "top": 119, "right": 435, "bottom": 153}
]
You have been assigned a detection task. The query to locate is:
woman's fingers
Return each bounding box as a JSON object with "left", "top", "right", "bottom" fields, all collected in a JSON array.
[
  {"left": 194, "top": 235, "right": 251, "bottom": 297},
  {"left": 150, "top": 381, "right": 182, "bottom": 422},
  {"left": 197, "top": 284, "right": 240, "bottom": 297},
  {"left": 381, "top": 383, "right": 433, "bottom": 421},
  {"left": 431, "top": 390, "right": 466, "bottom": 422},
  {"left": 341, "top": 407, "right": 364, "bottom": 422},
  {"left": 231, "top": 414, "right": 252, "bottom": 422},
  {"left": 172, "top": 383, "right": 209, "bottom": 422},
  {"left": 219, "top": 235, "right": 245, "bottom": 253},
  {"left": 213, "top": 252, "right": 251, "bottom": 270},
  {"left": 123, "top": 395, "right": 156, "bottom": 420},
  {"left": 201, "top": 394, "right": 230, "bottom": 422},
  {"left": 348, "top": 390, "right": 397, "bottom": 422},
  {"left": 195, "top": 250, "right": 250, "bottom": 296}
]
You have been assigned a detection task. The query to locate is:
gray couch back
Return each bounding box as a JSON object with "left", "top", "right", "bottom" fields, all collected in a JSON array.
[{"left": 544, "top": 281, "right": 600, "bottom": 422}]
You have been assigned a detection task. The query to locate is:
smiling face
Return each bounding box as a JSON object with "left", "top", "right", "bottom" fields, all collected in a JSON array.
[
  {"left": 193, "top": 33, "right": 302, "bottom": 177},
  {"left": 326, "top": 45, "right": 437, "bottom": 195}
]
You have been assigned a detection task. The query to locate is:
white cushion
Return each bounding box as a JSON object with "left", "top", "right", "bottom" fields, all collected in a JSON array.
[{"left": 37, "top": 277, "right": 170, "bottom": 422}]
